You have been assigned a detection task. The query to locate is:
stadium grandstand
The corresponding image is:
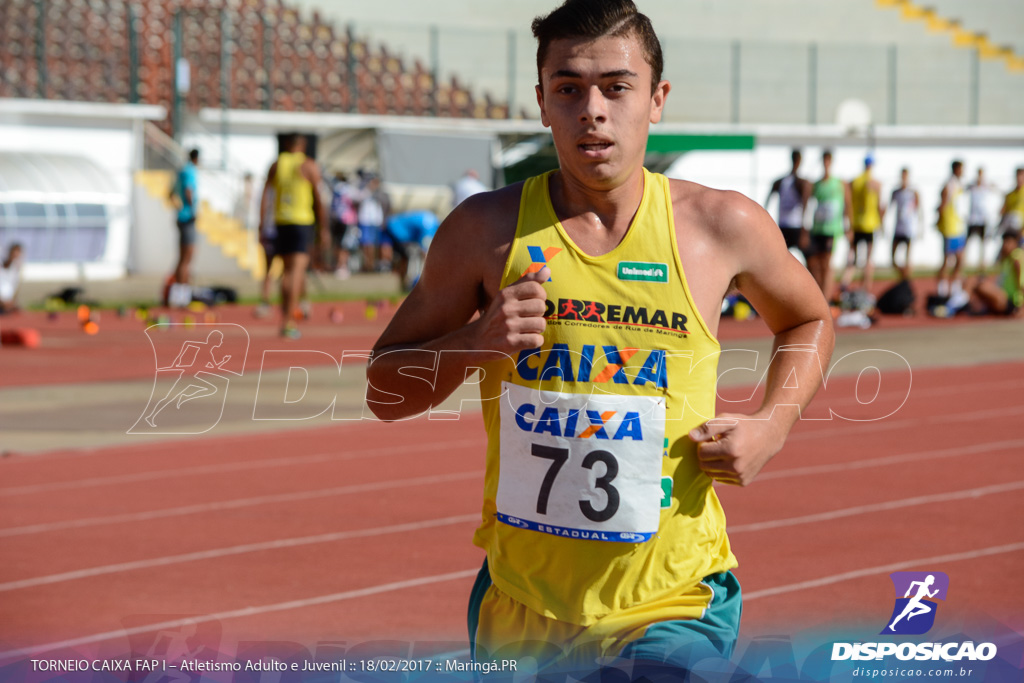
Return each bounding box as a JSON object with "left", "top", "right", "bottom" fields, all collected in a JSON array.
[{"left": 0, "top": 0, "right": 1022, "bottom": 284}]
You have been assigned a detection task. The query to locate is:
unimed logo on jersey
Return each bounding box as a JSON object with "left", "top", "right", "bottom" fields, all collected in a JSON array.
[{"left": 882, "top": 571, "right": 949, "bottom": 635}]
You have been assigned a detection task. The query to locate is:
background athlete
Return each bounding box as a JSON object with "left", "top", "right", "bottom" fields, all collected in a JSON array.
[
  {"left": 889, "top": 168, "right": 920, "bottom": 281},
  {"left": 367, "top": 0, "right": 835, "bottom": 676},
  {"left": 765, "top": 148, "right": 811, "bottom": 261},
  {"left": 260, "top": 133, "right": 328, "bottom": 339},
  {"left": 936, "top": 160, "right": 967, "bottom": 304},
  {"left": 808, "top": 150, "right": 851, "bottom": 303},
  {"left": 841, "top": 155, "right": 885, "bottom": 296}
]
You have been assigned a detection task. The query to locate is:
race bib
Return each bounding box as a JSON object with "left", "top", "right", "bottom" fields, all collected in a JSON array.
[{"left": 496, "top": 382, "right": 665, "bottom": 543}]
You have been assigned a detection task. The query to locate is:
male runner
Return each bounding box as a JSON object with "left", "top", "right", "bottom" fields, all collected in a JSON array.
[
  {"left": 808, "top": 150, "right": 851, "bottom": 303},
  {"left": 765, "top": 148, "right": 811, "bottom": 259},
  {"left": 889, "top": 168, "right": 920, "bottom": 281},
  {"left": 936, "top": 160, "right": 966, "bottom": 302},
  {"left": 840, "top": 156, "right": 885, "bottom": 296},
  {"left": 260, "top": 134, "right": 328, "bottom": 339},
  {"left": 368, "top": 0, "right": 834, "bottom": 676}
]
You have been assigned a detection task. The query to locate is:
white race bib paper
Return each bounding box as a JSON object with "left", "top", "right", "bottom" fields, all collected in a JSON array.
[{"left": 496, "top": 382, "right": 665, "bottom": 543}]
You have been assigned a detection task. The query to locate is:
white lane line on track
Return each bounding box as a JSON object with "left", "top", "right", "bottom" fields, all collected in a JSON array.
[
  {"left": 0, "top": 568, "right": 482, "bottom": 661},
  {"left": 758, "top": 438, "right": 1024, "bottom": 481},
  {"left": 6, "top": 479, "right": 1021, "bottom": 592},
  {"left": 721, "top": 377, "right": 1023, "bottom": 412},
  {"left": 0, "top": 514, "right": 480, "bottom": 592},
  {"left": 0, "top": 438, "right": 484, "bottom": 497},
  {"left": 6, "top": 378, "right": 1020, "bottom": 497},
  {"left": 786, "top": 404, "right": 1024, "bottom": 443},
  {"left": 7, "top": 437, "right": 1024, "bottom": 537},
  {"left": 0, "top": 471, "right": 481, "bottom": 538},
  {"left": 729, "top": 480, "right": 1024, "bottom": 534},
  {"left": 744, "top": 541, "right": 1024, "bottom": 601},
  {"left": 5, "top": 540, "right": 1023, "bottom": 661}
]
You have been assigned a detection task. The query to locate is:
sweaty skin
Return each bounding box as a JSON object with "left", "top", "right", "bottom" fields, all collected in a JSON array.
[{"left": 368, "top": 33, "right": 834, "bottom": 487}]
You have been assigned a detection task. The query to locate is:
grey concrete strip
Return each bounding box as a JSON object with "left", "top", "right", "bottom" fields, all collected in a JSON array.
[{"left": 2, "top": 319, "right": 1021, "bottom": 455}]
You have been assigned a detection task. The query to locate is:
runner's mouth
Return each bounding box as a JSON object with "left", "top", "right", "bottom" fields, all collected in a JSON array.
[{"left": 578, "top": 141, "right": 613, "bottom": 153}]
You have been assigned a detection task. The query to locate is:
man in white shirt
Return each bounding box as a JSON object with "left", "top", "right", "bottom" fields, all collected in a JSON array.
[{"left": 452, "top": 169, "right": 489, "bottom": 207}]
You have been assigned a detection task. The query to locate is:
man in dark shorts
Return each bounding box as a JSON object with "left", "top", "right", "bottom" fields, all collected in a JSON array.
[
  {"left": 260, "top": 134, "right": 328, "bottom": 339},
  {"left": 808, "top": 150, "right": 851, "bottom": 302},
  {"left": 169, "top": 148, "right": 200, "bottom": 307},
  {"left": 765, "top": 148, "right": 811, "bottom": 259},
  {"left": 965, "top": 167, "right": 995, "bottom": 277}
]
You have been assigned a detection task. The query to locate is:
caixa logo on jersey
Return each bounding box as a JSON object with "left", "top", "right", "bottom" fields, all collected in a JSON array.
[{"left": 831, "top": 571, "right": 998, "bottom": 662}]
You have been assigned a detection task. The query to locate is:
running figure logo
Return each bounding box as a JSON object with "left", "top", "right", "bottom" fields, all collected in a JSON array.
[
  {"left": 881, "top": 571, "right": 949, "bottom": 635},
  {"left": 129, "top": 323, "right": 249, "bottom": 435}
]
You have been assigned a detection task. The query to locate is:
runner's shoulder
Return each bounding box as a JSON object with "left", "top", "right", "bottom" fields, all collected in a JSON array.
[
  {"left": 668, "top": 177, "right": 773, "bottom": 242},
  {"left": 435, "top": 181, "right": 524, "bottom": 258}
]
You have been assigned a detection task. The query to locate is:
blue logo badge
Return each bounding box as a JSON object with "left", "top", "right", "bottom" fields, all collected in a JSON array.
[{"left": 881, "top": 571, "right": 949, "bottom": 635}]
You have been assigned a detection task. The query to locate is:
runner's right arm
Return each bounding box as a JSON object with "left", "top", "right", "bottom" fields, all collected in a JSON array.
[{"left": 367, "top": 185, "right": 544, "bottom": 421}]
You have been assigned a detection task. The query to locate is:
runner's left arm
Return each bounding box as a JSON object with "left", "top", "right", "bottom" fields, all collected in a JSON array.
[{"left": 689, "top": 193, "right": 835, "bottom": 486}]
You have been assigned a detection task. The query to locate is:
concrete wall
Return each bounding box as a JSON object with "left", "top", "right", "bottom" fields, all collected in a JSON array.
[{"left": 0, "top": 101, "right": 161, "bottom": 281}]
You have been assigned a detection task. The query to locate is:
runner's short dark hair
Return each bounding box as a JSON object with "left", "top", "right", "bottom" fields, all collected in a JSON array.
[{"left": 532, "top": 0, "right": 664, "bottom": 92}]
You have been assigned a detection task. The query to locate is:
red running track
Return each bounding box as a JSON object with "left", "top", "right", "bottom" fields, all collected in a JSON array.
[{"left": 0, "top": 361, "right": 1022, "bottom": 661}]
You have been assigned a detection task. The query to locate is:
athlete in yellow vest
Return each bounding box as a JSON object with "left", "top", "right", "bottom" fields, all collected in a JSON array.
[
  {"left": 936, "top": 160, "right": 966, "bottom": 299},
  {"left": 998, "top": 167, "right": 1024, "bottom": 238},
  {"left": 368, "top": 0, "right": 835, "bottom": 677},
  {"left": 840, "top": 157, "right": 885, "bottom": 295},
  {"left": 260, "top": 133, "right": 328, "bottom": 338}
]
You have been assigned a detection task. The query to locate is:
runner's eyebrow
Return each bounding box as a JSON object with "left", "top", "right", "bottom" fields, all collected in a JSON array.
[
  {"left": 599, "top": 69, "right": 639, "bottom": 80},
  {"left": 549, "top": 69, "right": 639, "bottom": 80}
]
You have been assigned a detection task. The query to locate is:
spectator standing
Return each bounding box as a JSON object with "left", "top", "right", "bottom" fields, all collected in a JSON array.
[
  {"left": 996, "top": 168, "right": 1024, "bottom": 239},
  {"left": 452, "top": 169, "right": 489, "bottom": 207},
  {"left": 936, "top": 160, "right": 967, "bottom": 302},
  {"left": 329, "top": 172, "right": 359, "bottom": 279},
  {"left": 356, "top": 175, "right": 391, "bottom": 272},
  {"left": 808, "top": 150, "right": 852, "bottom": 303},
  {"left": 965, "top": 167, "right": 996, "bottom": 277},
  {"left": 168, "top": 148, "right": 200, "bottom": 307},
  {"left": 0, "top": 243, "right": 23, "bottom": 314},
  {"left": 841, "top": 156, "right": 885, "bottom": 295},
  {"left": 764, "top": 149, "right": 811, "bottom": 260},
  {"left": 889, "top": 168, "right": 920, "bottom": 282}
]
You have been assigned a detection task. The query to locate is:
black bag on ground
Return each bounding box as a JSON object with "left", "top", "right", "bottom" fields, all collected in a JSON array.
[{"left": 877, "top": 280, "right": 915, "bottom": 315}]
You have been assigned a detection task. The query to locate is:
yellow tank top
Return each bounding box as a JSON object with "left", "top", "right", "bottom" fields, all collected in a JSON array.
[
  {"left": 474, "top": 169, "right": 736, "bottom": 625},
  {"left": 850, "top": 171, "right": 881, "bottom": 233},
  {"left": 938, "top": 178, "right": 964, "bottom": 238},
  {"left": 1003, "top": 188, "right": 1024, "bottom": 232},
  {"left": 273, "top": 152, "right": 315, "bottom": 225}
]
